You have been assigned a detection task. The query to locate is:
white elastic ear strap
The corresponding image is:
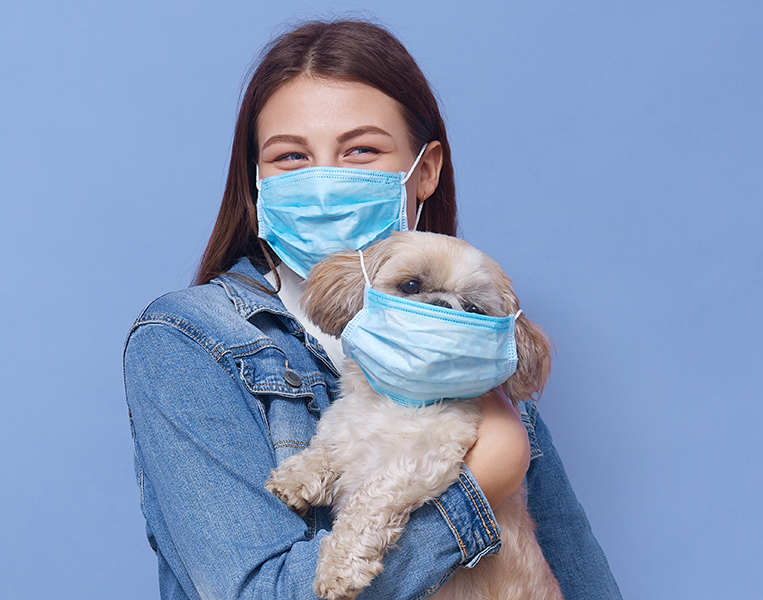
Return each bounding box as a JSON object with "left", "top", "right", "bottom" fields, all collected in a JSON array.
[
  {"left": 515, "top": 309, "right": 523, "bottom": 319},
  {"left": 255, "top": 164, "right": 262, "bottom": 191},
  {"left": 413, "top": 200, "right": 426, "bottom": 230},
  {"left": 357, "top": 250, "right": 371, "bottom": 286},
  {"left": 401, "top": 143, "right": 428, "bottom": 185}
]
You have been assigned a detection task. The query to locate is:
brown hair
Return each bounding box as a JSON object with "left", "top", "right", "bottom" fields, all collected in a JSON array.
[{"left": 194, "top": 20, "right": 458, "bottom": 286}]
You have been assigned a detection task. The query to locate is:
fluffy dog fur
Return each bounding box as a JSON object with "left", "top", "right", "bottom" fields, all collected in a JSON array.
[{"left": 266, "top": 231, "right": 561, "bottom": 600}]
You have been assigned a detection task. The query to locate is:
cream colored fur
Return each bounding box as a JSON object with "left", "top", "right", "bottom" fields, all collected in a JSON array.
[{"left": 266, "top": 231, "right": 561, "bottom": 600}]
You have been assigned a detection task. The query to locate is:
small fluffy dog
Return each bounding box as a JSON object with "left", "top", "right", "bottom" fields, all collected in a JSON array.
[{"left": 266, "top": 231, "right": 561, "bottom": 600}]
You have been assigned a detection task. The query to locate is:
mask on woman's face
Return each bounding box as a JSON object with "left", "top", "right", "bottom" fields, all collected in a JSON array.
[{"left": 256, "top": 145, "right": 427, "bottom": 279}]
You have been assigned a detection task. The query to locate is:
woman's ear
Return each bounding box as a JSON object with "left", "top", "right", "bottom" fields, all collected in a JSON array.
[{"left": 415, "top": 141, "right": 443, "bottom": 201}]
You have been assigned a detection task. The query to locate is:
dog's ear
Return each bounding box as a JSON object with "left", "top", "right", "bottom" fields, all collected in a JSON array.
[
  {"left": 504, "top": 314, "right": 553, "bottom": 403},
  {"left": 489, "top": 263, "right": 553, "bottom": 403},
  {"left": 301, "top": 239, "right": 395, "bottom": 337},
  {"left": 301, "top": 250, "right": 367, "bottom": 337}
]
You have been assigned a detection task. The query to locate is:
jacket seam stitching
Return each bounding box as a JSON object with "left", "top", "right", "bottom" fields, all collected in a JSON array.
[
  {"left": 412, "top": 564, "right": 460, "bottom": 600},
  {"left": 129, "top": 314, "right": 246, "bottom": 383},
  {"left": 432, "top": 498, "right": 467, "bottom": 559},
  {"left": 273, "top": 440, "right": 310, "bottom": 449},
  {"left": 460, "top": 475, "right": 499, "bottom": 542},
  {"left": 133, "top": 313, "right": 227, "bottom": 360},
  {"left": 228, "top": 340, "right": 282, "bottom": 357},
  {"left": 523, "top": 401, "right": 544, "bottom": 460}
]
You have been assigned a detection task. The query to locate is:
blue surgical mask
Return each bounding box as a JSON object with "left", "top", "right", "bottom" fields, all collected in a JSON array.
[
  {"left": 256, "top": 146, "right": 427, "bottom": 279},
  {"left": 340, "top": 250, "right": 522, "bottom": 407}
]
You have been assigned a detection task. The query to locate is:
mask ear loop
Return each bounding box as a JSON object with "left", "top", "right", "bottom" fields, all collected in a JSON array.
[
  {"left": 403, "top": 144, "right": 429, "bottom": 231},
  {"left": 255, "top": 164, "right": 262, "bottom": 191},
  {"left": 401, "top": 144, "right": 428, "bottom": 185},
  {"left": 357, "top": 250, "right": 372, "bottom": 286},
  {"left": 413, "top": 196, "right": 426, "bottom": 230}
]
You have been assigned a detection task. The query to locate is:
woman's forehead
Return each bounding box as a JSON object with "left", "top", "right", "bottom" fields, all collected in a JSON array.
[{"left": 257, "top": 76, "right": 408, "bottom": 145}]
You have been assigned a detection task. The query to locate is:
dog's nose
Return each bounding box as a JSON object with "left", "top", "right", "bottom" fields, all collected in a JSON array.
[{"left": 427, "top": 298, "right": 453, "bottom": 309}]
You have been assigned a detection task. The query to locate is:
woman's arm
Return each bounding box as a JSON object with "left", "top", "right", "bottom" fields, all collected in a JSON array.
[
  {"left": 124, "top": 320, "right": 502, "bottom": 599},
  {"left": 125, "top": 323, "right": 318, "bottom": 598},
  {"left": 521, "top": 403, "right": 623, "bottom": 600},
  {"left": 464, "top": 387, "right": 532, "bottom": 508},
  {"left": 465, "top": 391, "right": 622, "bottom": 599}
]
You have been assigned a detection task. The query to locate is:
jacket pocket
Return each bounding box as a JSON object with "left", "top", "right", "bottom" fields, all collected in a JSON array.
[{"left": 235, "top": 348, "right": 325, "bottom": 464}]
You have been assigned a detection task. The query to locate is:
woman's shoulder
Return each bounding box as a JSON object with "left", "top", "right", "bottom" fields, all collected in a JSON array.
[
  {"left": 124, "top": 283, "right": 239, "bottom": 355},
  {"left": 135, "top": 281, "right": 232, "bottom": 326},
  {"left": 125, "top": 260, "right": 283, "bottom": 355}
]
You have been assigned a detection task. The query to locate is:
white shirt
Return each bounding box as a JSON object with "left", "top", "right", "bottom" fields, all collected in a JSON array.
[{"left": 264, "top": 263, "right": 346, "bottom": 371}]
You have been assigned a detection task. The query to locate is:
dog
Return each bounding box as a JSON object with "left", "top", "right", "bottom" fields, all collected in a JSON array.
[{"left": 266, "top": 231, "right": 561, "bottom": 600}]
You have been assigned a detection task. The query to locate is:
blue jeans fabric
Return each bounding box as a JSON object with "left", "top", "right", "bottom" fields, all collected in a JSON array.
[{"left": 123, "top": 257, "right": 621, "bottom": 599}]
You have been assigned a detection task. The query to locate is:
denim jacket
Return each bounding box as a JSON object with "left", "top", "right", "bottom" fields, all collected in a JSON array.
[{"left": 124, "top": 257, "right": 621, "bottom": 600}]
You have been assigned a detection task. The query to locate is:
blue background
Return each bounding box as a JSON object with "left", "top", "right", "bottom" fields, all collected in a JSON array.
[{"left": 1, "top": 1, "right": 761, "bottom": 598}]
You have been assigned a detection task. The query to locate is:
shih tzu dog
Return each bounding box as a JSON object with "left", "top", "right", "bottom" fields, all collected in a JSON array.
[{"left": 266, "top": 231, "right": 561, "bottom": 600}]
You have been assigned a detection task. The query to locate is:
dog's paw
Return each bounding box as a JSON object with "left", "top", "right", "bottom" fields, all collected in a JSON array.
[
  {"left": 314, "top": 536, "right": 383, "bottom": 600},
  {"left": 265, "top": 445, "right": 339, "bottom": 515},
  {"left": 264, "top": 470, "right": 313, "bottom": 516},
  {"left": 313, "top": 574, "right": 363, "bottom": 600}
]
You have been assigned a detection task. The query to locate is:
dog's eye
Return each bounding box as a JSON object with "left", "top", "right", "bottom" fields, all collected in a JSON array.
[
  {"left": 464, "top": 304, "right": 486, "bottom": 315},
  {"left": 399, "top": 280, "right": 421, "bottom": 294}
]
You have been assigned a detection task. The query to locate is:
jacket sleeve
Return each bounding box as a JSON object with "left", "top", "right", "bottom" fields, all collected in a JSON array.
[
  {"left": 522, "top": 402, "right": 623, "bottom": 600},
  {"left": 124, "top": 320, "right": 501, "bottom": 600}
]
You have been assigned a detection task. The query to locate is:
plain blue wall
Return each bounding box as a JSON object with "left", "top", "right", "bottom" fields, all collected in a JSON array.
[{"left": 1, "top": 1, "right": 761, "bottom": 598}]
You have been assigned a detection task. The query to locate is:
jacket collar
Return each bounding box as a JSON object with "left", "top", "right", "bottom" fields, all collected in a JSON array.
[
  {"left": 214, "top": 257, "right": 292, "bottom": 321},
  {"left": 214, "top": 257, "right": 340, "bottom": 377}
]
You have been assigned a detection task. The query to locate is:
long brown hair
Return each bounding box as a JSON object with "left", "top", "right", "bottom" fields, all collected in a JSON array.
[{"left": 194, "top": 20, "right": 458, "bottom": 286}]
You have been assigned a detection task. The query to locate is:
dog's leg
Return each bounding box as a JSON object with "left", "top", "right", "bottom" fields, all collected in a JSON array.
[
  {"left": 265, "top": 439, "right": 339, "bottom": 516},
  {"left": 313, "top": 447, "right": 466, "bottom": 600}
]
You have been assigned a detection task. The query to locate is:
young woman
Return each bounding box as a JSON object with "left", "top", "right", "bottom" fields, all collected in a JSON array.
[{"left": 124, "top": 20, "right": 622, "bottom": 600}]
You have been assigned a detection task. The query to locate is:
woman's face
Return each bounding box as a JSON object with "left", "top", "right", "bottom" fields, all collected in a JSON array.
[{"left": 256, "top": 76, "right": 441, "bottom": 227}]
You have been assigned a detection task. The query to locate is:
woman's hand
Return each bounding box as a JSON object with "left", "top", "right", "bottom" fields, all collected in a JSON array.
[{"left": 464, "top": 386, "right": 531, "bottom": 508}]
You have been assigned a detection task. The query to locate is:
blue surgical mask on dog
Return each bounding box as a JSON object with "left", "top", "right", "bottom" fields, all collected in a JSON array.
[
  {"left": 256, "top": 146, "right": 427, "bottom": 279},
  {"left": 340, "top": 250, "right": 522, "bottom": 407}
]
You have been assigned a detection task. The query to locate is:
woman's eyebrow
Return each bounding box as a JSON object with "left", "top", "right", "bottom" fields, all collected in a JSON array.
[
  {"left": 261, "top": 134, "right": 307, "bottom": 150},
  {"left": 337, "top": 126, "right": 393, "bottom": 144}
]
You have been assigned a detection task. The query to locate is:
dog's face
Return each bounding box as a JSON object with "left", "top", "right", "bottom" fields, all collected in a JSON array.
[
  {"left": 369, "top": 233, "right": 514, "bottom": 318},
  {"left": 302, "top": 231, "right": 552, "bottom": 402}
]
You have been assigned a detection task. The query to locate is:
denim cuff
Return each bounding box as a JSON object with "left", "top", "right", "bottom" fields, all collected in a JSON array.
[{"left": 431, "top": 465, "right": 502, "bottom": 567}]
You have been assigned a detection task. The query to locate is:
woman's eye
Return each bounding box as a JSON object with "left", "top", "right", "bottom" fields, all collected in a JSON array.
[
  {"left": 274, "top": 152, "right": 307, "bottom": 162},
  {"left": 345, "top": 147, "right": 381, "bottom": 162},
  {"left": 348, "top": 147, "right": 378, "bottom": 155},
  {"left": 400, "top": 280, "right": 421, "bottom": 294}
]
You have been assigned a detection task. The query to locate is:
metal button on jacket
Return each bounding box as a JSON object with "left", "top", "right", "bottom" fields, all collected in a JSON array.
[{"left": 284, "top": 369, "right": 302, "bottom": 388}]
